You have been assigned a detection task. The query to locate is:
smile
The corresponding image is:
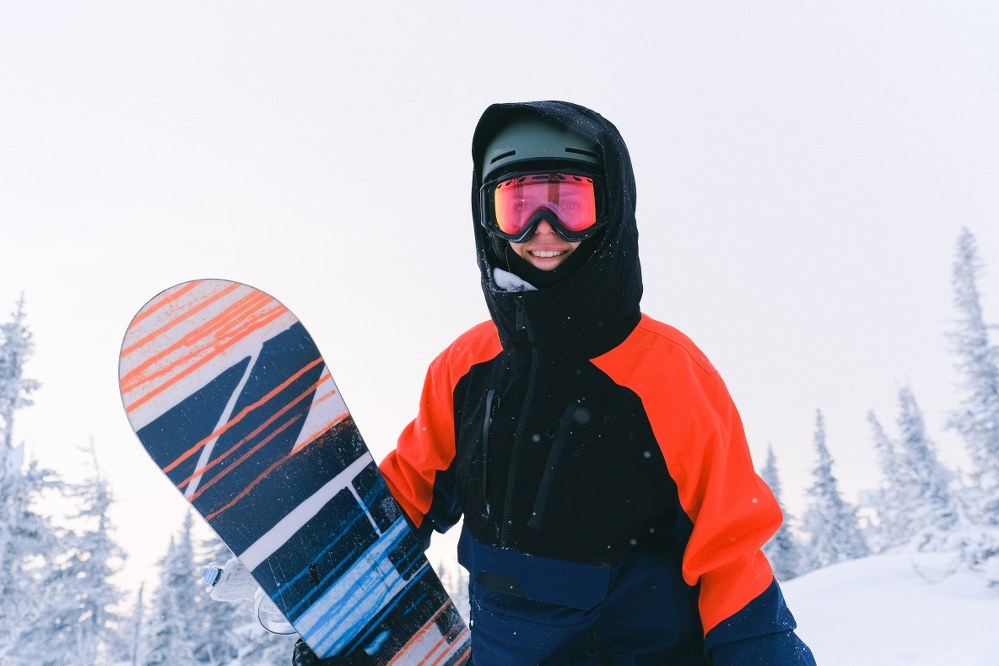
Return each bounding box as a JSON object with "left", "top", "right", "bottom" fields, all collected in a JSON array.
[{"left": 530, "top": 250, "right": 568, "bottom": 258}]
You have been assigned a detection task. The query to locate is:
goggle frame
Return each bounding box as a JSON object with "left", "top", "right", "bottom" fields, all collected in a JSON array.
[{"left": 479, "top": 169, "right": 608, "bottom": 243}]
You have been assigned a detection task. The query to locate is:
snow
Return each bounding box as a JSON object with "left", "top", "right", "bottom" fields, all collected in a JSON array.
[{"left": 785, "top": 552, "right": 999, "bottom": 665}]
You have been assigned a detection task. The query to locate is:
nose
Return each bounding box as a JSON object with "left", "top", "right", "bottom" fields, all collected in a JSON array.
[{"left": 533, "top": 219, "right": 557, "bottom": 236}]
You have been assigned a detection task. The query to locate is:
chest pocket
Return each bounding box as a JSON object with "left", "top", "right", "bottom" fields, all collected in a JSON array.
[{"left": 527, "top": 401, "right": 585, "bottom": 531}]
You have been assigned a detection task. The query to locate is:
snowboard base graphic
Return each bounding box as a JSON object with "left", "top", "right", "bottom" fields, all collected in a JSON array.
[{"left": 118, "top": 279, "right": 470, "bottom": 663}]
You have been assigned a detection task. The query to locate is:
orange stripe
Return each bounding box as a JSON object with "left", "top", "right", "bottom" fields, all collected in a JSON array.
[
  {"left": 202, "top": 412, "right": 348, "bottom": 521},
  {"left": 121, "top": 289, "right": 269, "bottom": 391},
  {"left": 202, "top": 413, "right": 348, "bottom": 522},
  {"left": 388, "top": 601, "right": 470, "bottom": 666},
  {"left": 188, "top": 413, "right": 303, "bottom": 504},
  {"left": 193, "top": 409, "right": 350, "bottom": 508},
  {"left": 127, "top": 280, "right": 204, "bottom": 330},
  {"left": 121, "top": 281, "right": 241, "bottom": 358},
  {"left": 121, "top": 290, "right": 275, "bottom": 397},
  {"left": 288, "top": 410, "right": 349, "bottom": 455},
  {"left": 290, "top": 387, "right": 342, "bottom": 453},
  {"left": 123, "top": 294, "right": 289, "bottom": 414},
  {"left": 121, "top": 290, "right": 271, "bottom": 396},
  {"left": 162, "top": 356, "right": 324, "bottom": 474},
  {"left": 426, "top": 626, "right": 471, "bottom": 666},
  {"left": 175, "top": 373, "right": 335, "bottom": 490}
]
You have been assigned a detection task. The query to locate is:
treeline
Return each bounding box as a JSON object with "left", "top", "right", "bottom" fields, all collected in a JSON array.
[
  {"left": 0, "top": 300, "right": 295, "bottom": 665},
  {"left": 1, "top": 228, "right": 996, "bottom": 664},
  {"left": 762, "top": 228, "right": 999, "bottom": 583}
]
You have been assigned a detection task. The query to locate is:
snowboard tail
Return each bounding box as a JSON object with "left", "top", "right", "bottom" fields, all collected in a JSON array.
[{"left": 119, "top": 279, "right": 470, "bottom": 664}]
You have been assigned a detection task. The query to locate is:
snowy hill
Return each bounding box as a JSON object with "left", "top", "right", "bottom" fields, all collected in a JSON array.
[{"left": 785, "top": 553, "right": 999, "bottom": 665}]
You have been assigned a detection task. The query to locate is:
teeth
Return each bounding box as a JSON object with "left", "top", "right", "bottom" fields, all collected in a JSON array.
[{"left": 532, "top": 250, "right": 565, "bottom": 258}]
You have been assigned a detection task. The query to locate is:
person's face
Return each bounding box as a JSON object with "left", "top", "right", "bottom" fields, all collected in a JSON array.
[{"left": 508, "top": 219, "right": 582, "bottom": 271}]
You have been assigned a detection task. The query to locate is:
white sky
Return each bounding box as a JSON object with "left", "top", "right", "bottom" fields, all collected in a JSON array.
[{"left": 2, "top": 2, "right": 998, "bottom": 594}]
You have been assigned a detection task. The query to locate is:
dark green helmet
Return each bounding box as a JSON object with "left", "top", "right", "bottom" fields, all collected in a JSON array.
[{"left": 480, "top": 115, "right": 601, "bottom": 180}]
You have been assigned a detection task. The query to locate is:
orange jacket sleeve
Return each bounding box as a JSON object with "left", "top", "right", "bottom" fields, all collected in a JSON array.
[
  {"left": 380, "top": 322, "right": 503, "bottom": 531},
  {"left": 592, "top": 315, "right": 781, "bottom": 636}
]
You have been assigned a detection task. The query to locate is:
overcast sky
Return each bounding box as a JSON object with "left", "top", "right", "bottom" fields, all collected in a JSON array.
[{"left": 2, "top": 2, "right": 998, "bottom": 593}]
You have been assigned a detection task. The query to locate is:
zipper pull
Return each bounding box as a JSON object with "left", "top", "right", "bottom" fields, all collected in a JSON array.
[
  {"left": 481, "top": 388, "right": 497, "bottom": 511},
  {"left": 515, "top": 297, "right": 526, "bottom": 331}
]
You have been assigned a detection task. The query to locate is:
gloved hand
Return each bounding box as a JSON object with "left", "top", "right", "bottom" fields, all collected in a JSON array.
[
  {"left": 292, "top": 639, "right": 374, "bottom": 666},
  {"left": 292, "top": 639, "right": 324, "bottom": 666}
]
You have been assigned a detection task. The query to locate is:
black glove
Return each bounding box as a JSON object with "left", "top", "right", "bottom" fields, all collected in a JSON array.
[
  {"left": 292, "top": 639, "right": 322, "bottom": 666},
  {"left": 292, "top": 639, "right": 374, "bottom": 666}
]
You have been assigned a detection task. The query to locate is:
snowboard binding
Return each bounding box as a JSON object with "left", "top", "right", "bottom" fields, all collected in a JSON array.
[{"left": 202, "top": 557, "right": 295, "bottom": 635}]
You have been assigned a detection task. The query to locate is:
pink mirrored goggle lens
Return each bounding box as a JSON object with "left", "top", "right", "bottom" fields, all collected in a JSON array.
[{"left": 493, "top": 173, "right": 598, "bottom": 236}]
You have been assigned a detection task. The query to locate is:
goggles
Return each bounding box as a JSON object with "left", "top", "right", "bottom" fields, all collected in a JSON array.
[{"left": 480, "top": 171, "right": 606, "bottom": 243}]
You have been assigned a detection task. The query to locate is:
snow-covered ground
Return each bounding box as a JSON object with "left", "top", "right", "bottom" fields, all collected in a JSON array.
[{"left": 785, "top": 553, "right": 999, "bottom": 665}]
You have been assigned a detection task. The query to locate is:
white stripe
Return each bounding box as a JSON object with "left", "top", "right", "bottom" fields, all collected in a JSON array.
[
  {"left": 238, "top": 452, "right": 374, "bottom": 570},
  {"left": 292, "top": 366, "right": 348, "bottom": 452},
  {"left": 185, "top": 349, "right": 260, "bottom": 498}
]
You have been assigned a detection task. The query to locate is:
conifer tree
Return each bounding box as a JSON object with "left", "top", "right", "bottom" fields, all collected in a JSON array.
[
  {"left": 145, "top": 513, "right": 201, "bottom": 665},
  {"left": 16, "top": 442, "right": 127, "bottom": 665},
  {"left": 802, "top": 410, "right": 870, "bottom": 569},
  {"left": 0, "top": 296, "right": 40, "bottom": 457},
  {"left": 196, "top": 536, "right": 247, "bottom": 664},
  {"left": 867, "top": 410, "right": 910, "bottom": 550},
  {"left": 126, "top": 584, "right": 146, "bottom": 666},
  {"left": 0, "top": 299, "right": 62, "bottom": 663},
  {"left": 895, "top": 386, "right": 958, "bottom": 547},
  {"left": 759, "top": 445, "right": 804, "bottom": 580},
  {"left": 949, "top": 228, "right": 999, "bottom": 521}
]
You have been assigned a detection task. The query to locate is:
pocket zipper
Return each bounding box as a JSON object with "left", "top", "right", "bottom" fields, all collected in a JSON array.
[
  {"left": 527, "top": 402, "right": 581, "bottom": 531},
  {"left": 481, "top": 388, "right": 498, "bottom": 518}
]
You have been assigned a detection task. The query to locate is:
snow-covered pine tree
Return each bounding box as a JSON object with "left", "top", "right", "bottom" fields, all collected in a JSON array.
[
  {"left": 759, "top": 445, "right": 804, "bottom": 580},
  {"left": 198, "top": 533, "right": 297, "bottom": 664},
  {"left": 0, "top": 463, "right": 64, "bottom": 665},
  {"left": 949, "top": 228, "right": 999, "bottom": 521},
  {"left": 15, "top": 441, "right": 127, "bottom": 666},
  {"left": 0, "top": 298, "right": 42, "bottom": 576},
  {"left": 144, "top": 513, "right": 202, "bottom": 665},
  {"left": 867, "top": 410, "right": 910, "bottom": 551},
  {"left": 802, "top": 410, "right": 870, "bottom": 570},
  {"left": 195, "top": 537, "right": 243, "bottom": 665},
  {"left": 0, "top": 299, "right": 64, "bottom": 664},
  {"left": 126, "top": 584, "right": 146, "bottom": 666},
  {"left": 0, "top": 296, "right": 40, "bottom": 459},
  {"left": 895, "top": 386, "right": 959, "bottom": 548}
]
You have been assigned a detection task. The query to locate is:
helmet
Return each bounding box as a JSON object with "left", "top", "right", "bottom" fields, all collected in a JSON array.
[{"left": 480, "top": 115, "right": 601, "bottom": 180}]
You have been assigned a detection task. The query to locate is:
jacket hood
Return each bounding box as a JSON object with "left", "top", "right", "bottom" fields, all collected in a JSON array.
[{"left": 471, "top": 101, "right": 642, "bottom": 358}]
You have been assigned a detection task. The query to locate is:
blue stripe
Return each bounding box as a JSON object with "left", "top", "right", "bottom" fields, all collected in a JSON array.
[{"left": 297, "top": 520, "right": 411, "bottom": 651}]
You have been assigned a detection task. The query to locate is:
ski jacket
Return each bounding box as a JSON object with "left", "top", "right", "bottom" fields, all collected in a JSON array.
[{"left": 380, "top": 101, "right": 815, "bottom": 664}]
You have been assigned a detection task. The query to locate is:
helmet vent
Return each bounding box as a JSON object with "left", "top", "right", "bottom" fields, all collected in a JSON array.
[
  {"left": 565, "top": 147, "right": 599, "bottom": 160},
  {"left": 490, "top": 150, "right": 516, "bottom": 164}
]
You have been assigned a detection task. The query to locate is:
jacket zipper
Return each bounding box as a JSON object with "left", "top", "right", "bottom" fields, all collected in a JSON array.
[
  {"left": 500, "top": 297, "right": 538, "bottom": 546},
  {"left": 481, "top": 388, "right": 498, "bottom": 519},
  {"left": 527, "top": 402, "right": 579, "bottom": 531}
]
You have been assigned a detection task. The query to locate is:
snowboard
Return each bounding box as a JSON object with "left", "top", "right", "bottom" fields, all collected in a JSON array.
[{"left": 118, "top": 279, "right": 470, "bottom": 664}]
